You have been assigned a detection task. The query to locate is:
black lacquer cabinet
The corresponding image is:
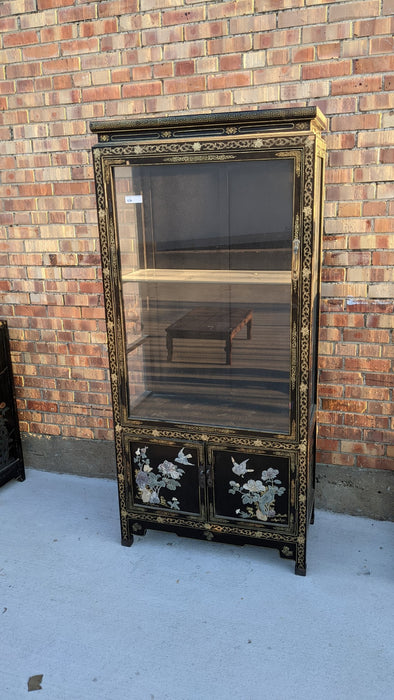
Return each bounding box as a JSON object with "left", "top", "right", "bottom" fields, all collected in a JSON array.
[
  {"left": 0, "top": 320, "right": 25, "bottom": 486},
  {"left": 91, "top": 108, "right": 326, "bottom": 574}
]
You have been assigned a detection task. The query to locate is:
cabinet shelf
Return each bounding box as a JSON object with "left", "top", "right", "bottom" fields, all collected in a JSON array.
[{"left": 122, "top": 268, "right": 291, "bottom": 285}]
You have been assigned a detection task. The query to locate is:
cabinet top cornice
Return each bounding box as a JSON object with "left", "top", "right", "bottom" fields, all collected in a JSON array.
[{"left": 90, "top": 107, "right": 326, "bottom": 142}]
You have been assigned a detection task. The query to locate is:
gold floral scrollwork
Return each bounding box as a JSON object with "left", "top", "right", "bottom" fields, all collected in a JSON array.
[
  {"left": 300, "top": 325, "right": 309, "bottom": 338},
  {"left": 204, "top": 531, "right": 214, "bottom": 540},
  {"left": 152, "top": 429, "right": 160, "bottom": 437},
  {"left": 294, "top": 213, "right": 300, "bottom": 238},
  {"left": 276, "top": 151, "right": 301, "bottom": 177},
  {"left": 291, "top": 322, "right": 297, "bottom": 390},
  {"left": 282, "top": 546, "right": 293, "bottom": 558},
  {"left": 132, "top": 522, "right": 143, "bottom": 533},
  {"left": 137, "top": 510, "right": 293, "bottom": 543},
  {"left": 163, "top": 154, "right": 236, "bottom": 163},
  {"left": 103, "top": 162, "right": 111, "bottom": 183}
]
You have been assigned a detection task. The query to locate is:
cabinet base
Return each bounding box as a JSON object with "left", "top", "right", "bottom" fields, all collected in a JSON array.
[{"left": 124, "top": 517, "right": 307, "bottom": 574}]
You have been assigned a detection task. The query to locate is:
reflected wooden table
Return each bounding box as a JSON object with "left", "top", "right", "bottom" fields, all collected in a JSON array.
[{"left": 166, "top": 306, "right": 253, "bottom": 365}]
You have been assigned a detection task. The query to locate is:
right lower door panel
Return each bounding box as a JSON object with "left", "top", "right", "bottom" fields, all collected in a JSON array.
[{"left": 208, "top": 446, "right": 296, "bottom": 533}]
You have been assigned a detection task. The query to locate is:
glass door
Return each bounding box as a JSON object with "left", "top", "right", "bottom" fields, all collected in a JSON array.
[{"left": 114, "top": 154, "right": 297, "bottom": 434}]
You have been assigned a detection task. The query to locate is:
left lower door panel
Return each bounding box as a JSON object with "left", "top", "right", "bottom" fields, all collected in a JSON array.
[{"left": 124, "top": 438, "right": 206, "bottom": 520}]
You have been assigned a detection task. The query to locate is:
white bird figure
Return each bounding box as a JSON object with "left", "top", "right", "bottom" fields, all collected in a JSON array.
[
  {"left": 231, "top": 457, "right": 253, "bottom": 476},
  {"left": 175, "top": 448, "right": 194, "bottom": 466}
]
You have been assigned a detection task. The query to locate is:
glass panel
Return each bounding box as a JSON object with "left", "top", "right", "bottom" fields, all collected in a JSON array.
[{"left": 114, "top": 157, "right": 294, "bottom": 433}]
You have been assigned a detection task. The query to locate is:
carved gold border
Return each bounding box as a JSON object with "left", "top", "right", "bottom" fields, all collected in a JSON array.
[
  {"left": 96, "top": 133, "right": 309, "bottom": 161},
  {"left": 130, "top": 510, "right": 299, "bottom": 545},
  {"left": 295, "top": 135, "right": 316, "bottom": 570},
  {"left": 93, "top": 150, "right": 129, "bottom": 541}
]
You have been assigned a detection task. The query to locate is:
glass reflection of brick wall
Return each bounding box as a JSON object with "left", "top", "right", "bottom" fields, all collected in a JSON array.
[{"left": 115, "top": 168, "right": 146, "bottom": 410}]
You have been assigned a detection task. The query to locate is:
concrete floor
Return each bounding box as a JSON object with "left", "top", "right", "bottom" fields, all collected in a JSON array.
[{"left": 1, "top": 469, "right": 393, "bottom": 700}]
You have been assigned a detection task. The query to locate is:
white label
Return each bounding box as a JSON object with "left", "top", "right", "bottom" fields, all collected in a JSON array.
[{"left": 125, "top": 195, "right": 143, "bottom": 204}]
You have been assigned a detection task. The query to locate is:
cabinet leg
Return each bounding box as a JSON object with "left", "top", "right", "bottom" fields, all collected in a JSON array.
[
  {"left": 310, "top": 503, "right": 315, "bottom": 525},
  {"left": 295, "top": 544, "right": 306, "bottom": 576},
  {"left": 121, "top": 535, "right": 134, "bottom": 547}
]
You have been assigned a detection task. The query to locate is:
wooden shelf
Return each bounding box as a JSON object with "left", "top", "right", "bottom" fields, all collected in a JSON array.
[{"left": 122, "top": 268, "right": 291, "bottom": 285}]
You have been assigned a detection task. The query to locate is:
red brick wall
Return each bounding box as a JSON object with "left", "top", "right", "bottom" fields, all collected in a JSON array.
[{"left": 1, "top": 0, "right": 393, "bottom": 472}]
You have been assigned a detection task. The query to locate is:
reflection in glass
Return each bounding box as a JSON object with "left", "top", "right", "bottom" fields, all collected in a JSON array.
[{"left": 114, "top": 158, "right": 294, "bottom": 433}]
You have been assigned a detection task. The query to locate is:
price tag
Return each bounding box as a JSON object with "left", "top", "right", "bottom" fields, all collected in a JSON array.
[{"left": 125, "top": 195, "right": 143, "bottom": 204}]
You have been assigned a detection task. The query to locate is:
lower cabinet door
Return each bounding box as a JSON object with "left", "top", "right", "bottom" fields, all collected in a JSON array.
[
  {"left": 207, "top": 446, "right": 294, "bottom": 530},
  {"left": 126, "top": 438, "right": 206, "bottom": 519}
]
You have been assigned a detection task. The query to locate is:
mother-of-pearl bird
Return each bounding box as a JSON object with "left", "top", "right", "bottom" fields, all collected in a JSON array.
[
  {"left": 175, "top": 448, "right": 194, "bottom": 466},
  {"left": 231, "top": 457, "right": 253, "bottom": 476}
]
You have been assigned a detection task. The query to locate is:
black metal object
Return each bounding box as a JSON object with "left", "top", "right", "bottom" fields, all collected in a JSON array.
[{"left": 0, "top": 320, "right": 25, "bottom": 486}]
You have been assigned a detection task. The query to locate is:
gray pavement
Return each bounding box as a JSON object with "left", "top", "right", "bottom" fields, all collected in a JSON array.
[{"left": 1, "top": 469, "right": 393, "bottom": 700}]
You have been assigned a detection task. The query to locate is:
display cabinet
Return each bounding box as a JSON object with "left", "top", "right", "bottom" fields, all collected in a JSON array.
[
  {"left": 0, "top": 320, "right": 25, "bottom": 487},
  {"left": 91, "top": 108, "right": 326, "bottom": 575}
]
